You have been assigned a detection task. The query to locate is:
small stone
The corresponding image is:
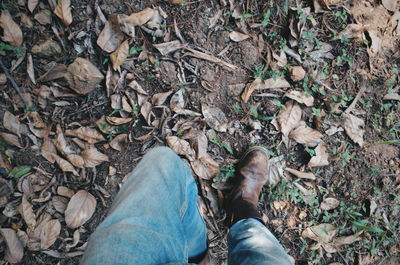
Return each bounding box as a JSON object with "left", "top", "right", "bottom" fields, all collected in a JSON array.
[
  {"left": 289, "top": 66, "right": 306, "bottom": 81},
  {"left": 32, "top": 39, "right": 62, "bottom": 57}
]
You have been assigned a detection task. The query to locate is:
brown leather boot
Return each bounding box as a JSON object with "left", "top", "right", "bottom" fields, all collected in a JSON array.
[{"left": 226, "top": 146, "right": 269, "bottom": 226}]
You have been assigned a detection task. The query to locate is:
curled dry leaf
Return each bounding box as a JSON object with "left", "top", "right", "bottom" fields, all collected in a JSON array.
[
  {"left": 229, "top": 31, "right": 250, "bottom": 42},
  {"left": 123, "top": 8, "right": 155, "bottom": 26},
  {"left": 110, "top": 39, "right": 129, "bottom": 70},
  {"left": 241, "top": 78, "right": 263, "bottom": 102},
  {"left": 41, "top": 138, "right": 56, "bottom": 163},
  {"left": 302, "top": 223, "right": 338, "bottom": 244},
  {"left": 117, "top": 14, "right": 135, "bottom": 37},
  {"left": 54, "top": 0, "right": 72, "bottom": 26},
  {"left": 284, "top": 90, "right": 314, "bottom": 107},
  {"left": 105, "top": 116, "right": 133, "bottom": 125},
  {"left": 0, "top": 228, "right": 24, "bottom": 263},
  {"left": 289, "top": 66, "right": 306, "bottom": 81},
  {"left": 4, "top": 111, "right": 26, "bottom": 137},
  {"left": 67, "top": 154, "right": 85, "bottom": 168},
  {"left": 65, "top": 127, "right": 105, "bottom": 144},
  {"left": 128, "top": 80, "right": 148, "bottom": 95},
  {"left": 52, "top": 195, "right": 68, "bottom": 213},
  {"left": 383, "top": 93, "right": 400, "bottom": 101},
  {"left": 267, "top": 155, "right": 286, "bottom": 185},
  {"left": 153, "top": 40, "right": 182, "bottom": 55},
  {"left": 57, "top": 186, "right": 75, "bottom": 198},
  {"left": 289, "top": 121, "right": 323, "bottom": 147},
  {"left": 65, "top": 57, "right": 104, "bottom": 95},
  {"left": 320, "top": 197, "right": 340, "bottom": 211},
  {"left": 285, "top": 168, "right": 316, "bottom": 180},
  {"left": 109, "top": 134, "right": 128, "bottom": 152},
  {"left": 65, "top": 190, "right": 97, "bottom": 229},
  {"left": 341, "top": 113, "right": 365, "bottom": 147},
  {"left": 0, "top": 132, "right": 22, "bottom": 148},
  {"left": 40, "top": 219, "right": 61, "bottom": 249},
  {"left": 152, "top": 91, "right": 173, "bottom": 105},
  {"left": 191, "top": 154, "right": 220, "bottom": 179},
  {"left": 27, "top": 53, "right": 36, "bottom": 84},
  {"left": 53, "top": 154, "right": 78, "bottom": 175},
  {"left": 202, "top": 104, "right": 228, "bottom": 132},
  {"left": 166, "top": 136, "right": 196, "bottom": 162},
  {"left": 18, "top": 196, "right": 36, "bottom": 227},
  {"left": 334, "top": 24, "right": 365, "bottom": 41},
  {"left": 170, "top": 89, "right": 185, "bottom": 111},
  {"left": 308, "top": 143, "right": 329, "bottom": 167},
  {"left": 0, "top": 11, "right": 23, "bottom": 46},
  {"left": 81, "top": 146, "right": 109, "bottom": 167},
  {"left": 277, "top": 101, "right": 302, "bottom": 137},
  {"left": 55, "top": 125, "right": 74, "bottom": 156},
  {"left": 97, "top": 15, "right": 125, "bottom": 53}
]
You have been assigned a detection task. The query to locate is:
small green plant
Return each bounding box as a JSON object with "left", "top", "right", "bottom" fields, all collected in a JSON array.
[
  {"left": 311, "top": 107, "right": 321, "bottom": 117},
  {"left": 253, "top": 64, "right": 265, "bottom": 79},
  {"left": 232, "top": 103, "right": 241, "bottom": 113},
  {"left": 335, "top": 49, "right": 352, "bottom": 66},
  {"left": 261, "top": 10, "right": 271, "bottom": 27},
  {"left": 305, "top": 147, "right": 316, "bottom": 157},
  {"left": 239, "top": 13, "right": 252, "bottom": 20},
  {"left": 210, "top": 130, "right": 233, "bottom": 154},
  {"left": 216, "top": 162, "right": 236, "bottom": 179},
  {"left": 129, "top": 46, "right": 142, "bottom": 56},
  {"left": 0, "top": 42, "right": 24, "bottom": 58},
  {"left": 334, "top": 10, "right": 348, "bottom": 25}
]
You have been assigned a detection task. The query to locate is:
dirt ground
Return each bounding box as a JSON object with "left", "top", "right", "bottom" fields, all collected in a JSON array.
[{"left": 0, "top": 0, "right": 399, "bottom": 264}]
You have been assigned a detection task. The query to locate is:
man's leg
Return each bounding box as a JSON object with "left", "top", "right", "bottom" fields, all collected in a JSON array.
[
  {"left": 81, "top": 147, "right": 207, "bottom": 265},
  {"left": 226, "top": 146, "right": 293, "bottom": 265}
]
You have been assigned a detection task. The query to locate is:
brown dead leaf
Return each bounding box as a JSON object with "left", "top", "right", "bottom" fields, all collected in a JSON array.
[
  {"left": 65, "top": 190, "right": 97, "bottom": 229},
  {"left": 382, "top": 0, "right": 399, "bottom": 12},
  {"left": 152, "top": 91, "right": 173, "bottom": 105},
  {"left": 341, "top": 113, "right": 364, "bottom": 147},
  {"left": 290, "top": 122, "right": 323, "bottom": 147},
  {"left": 34, "top": 10, "right": 52, "bottom": 25},
  {"left": 302, "top": 223, "right": 338, "bottom": 244},
  {"left": 105, "top": 116, "right": 133, "bottom": 125},
  {"left": 40, "top": 219, "right": 61, "bottom": 249},
  {"left": 81, "top": 146, "right": 108, "bottom": 167},
  {"left": 277, "top": 101, "right": 302, "bottom": 137},
  {"left": 18, "top": 196, "right": 36, "bottom": 227},
  {"left": 97, "top": 15, "right": 125, "bottom": 53},
  {"left": 384, "top": 93, "right": 400, "bottom": 101},
  {"left": 284, "top": 90, "right": 314, "bottom": 107},
  {"left": 166, "top": 136, "right": 196, "bottom": 162},
  {"left": 202, "top": 104, "right": 228, "bottom": 132},
  {"left": 229, "top": 31, "right": 250, "bottom": 42},
  {"left": 52, "top": 196, "right": 68, "bottom": 213},
  {"left": 67, "top": 154, "right": 85, "bottom": 168},
  {"left": 55, "top": 125, "right": 74, "bottom": 156},
  {"left": 191, "top": 154, "right": 220, "bottom": 179},
  {"left": 267, "top": 155, "right": 286, "bottom": 185},
  {"left": 153, "top": 40, "right": 183, "bottom": 55},
  {"left": 241, "top": 78, "right": 263, "bottom": 102},
  {"left": 4, "top": 111, "right": 26, "bottom": 137},
  {"left": 264, "top": 77, "right": 291, "bottom": 89},
  {"left": 0, "top": 11, "right": 23, "bottom": 46},
  {"left": 333, "top": 231, "right": 363, "bottom": 247},
  {"left": 53, "top": 154, "right": 78, "bottom": 175},
  {"left": 65, "top": 127, "right": 105, "bottom": 144},
  {"left": 308, "top": 143, "right": 329, "bottom": 167},
  {"left": 109, "top": 134, "right": 128, "bottom": 152},
  {"left": 117, "top": 14, "right": 135, "bottom": 37},
  {"left": 28, "top": 0, "right": 39, "bottom": 12},
  {"left": 65, "top": 57, "right": 104, "bottom": 95},
  {"left": 27, "top": 53, "right": 36, "bottom": 84},
  {"left": 128, "top": 80, "right": 148, "bottom": 95},
  {"left": 321, "top": 197, "right": 340, "bottom": 211},
  {"left": 289, "top": 66, "right": 306, "bottom": 81},
  {"left": 40, "top": 138, "right": 56, "bottom": 163},
  {"left": 285, "top": 168, "right": 316, "bottom": 180},
  {"left": 0, "top": 228, "right": 24, "bottom": 263},
  {"left": 110, "top": 39, "right": 129, "bottom": 70},
  {"left": 123, "top": 8, "right": 155, "bottom": 26},
  {"left": 121, "top": 96, "right": 132, "bottom": 112},
  {"left": 334, "top": 24, "right": 366, "bottom": 41},
  {"left": 57, "top": 186, "right": 75, "bottom": 198},
  {"left": 0, "top": 132, "right": 22, "bottom": 148},
  {"left": 54, "top": 0, "right": 72, "bottom": 26}
]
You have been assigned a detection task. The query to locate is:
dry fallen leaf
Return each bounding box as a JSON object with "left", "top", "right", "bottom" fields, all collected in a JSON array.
[
  {"left": 302, "top": 223, "right": 338, "bottom": 244},
  {"left": 320, "top": 197, "right": 340, "bottom": 211},
  {"left": 289, "top": 66, "right": 306, "bottom": 81},
  {"left": 128, "top": 80, "right": 148, "bottom": 95},
  {"left": 0, "top": 132, "right": 22, "bottom": 148},
  {"left": 341, "top": 113, "right": 365, "bottom": 147},
  {"left": 152, "top": 90, "right": 173, "bottom": 105},
  {"left": 57, "top": 186, "right": 75, "bottom": 198},
  {"left": 110, "top": 39, "right": 129, "bottom": 70},
  {"left": 0, "top": 11, "right": 23, "bottom": 46},
  {"left": 65, "top": 127, "right": 105, "bottom": 144},
  {"left": 109, "top": 134, "right": 128, "bottom": 152},
  {"left": 18, "top": 195, "right": 36, "bottom": 227},
  {"left": 153, "top": 40, "right": 182, "bottom": 55},
  {"left": 65, "top": 190, "right": 97, "bottom": 229},
  {"left": 382, "top": 0, "right": 399, "bottom": 12},
  {"left": 81, "top": 146, "right": 109, "bottom": 167},
  {"left": 53, "top": 154, "right": 78, "bottom": 175},
  {"left": 65, "top": 58, "right": 104, "bottom": 95},
  {"left": 191, "top": 154, "right": 220, "bottom": 179},
  {"left": 264, "top": 77, "right": 291, "bottom": 89},
  {"left": 383, "top": 93, "right": 400, "bottom": 101},
  {"left": 334, "top": 24, "right": 365, "bottom": 41},
  {"left": 97, "top": 15, "right": 125, "bottom": 53},
  {"left": 52, "top": 195, "right": 68, "bottom": 213},
  {"left": 4, "top": 111, "right": 26, "bottom": 137},
  {"left": 40, "top": 138, "right": 57, "bottom": 163},
  {"left": 285, "top": 168, "right": 316, "bottom": 180},
  {"left": 123, "top": 8, "right": 155, "bottom": 26},
  {"left": 105, "top": 116, "right": 133, "bottom": 125},
  {"left": 67, "top": 154, "right": 85, "bottom": 168},
  {"left": 28, "top": 0, "right": 39, "bottom": 12},
  {"left": 166, "top": 136, "right": 196, "bottom": 162},
  {"left": 40, "top": 219, "right": 61, "bottom": 249},
  {"left": 241, "top": 78, "right": 263, "bottom": 102},
  {"left": 0, "top": 228, "right": 24, "bottom": 263},
  {"left": 289, "top": 121, "right": 323, "bottom": 147},
  {"left": 202, "top": 104, "right": 228, "bottom": 133},
  {"left": 267, "top": 155, "right": 286, "bottom": 185},
  {"left": 308, "top": 143, "right": 329, "bottom": 167},
  {"left": 284, "top": 90, "right": 314, "bottom": 107},
  {"left": 27, "top": 53, "right": 36, "bottom": 84},
  {"left": 278, "top": 100, "right": 302, "bottom": 137},
  {"left": 54, "top": 0, "right": 72, "bottom": 26},
  {"left": 229, "top": 31, "right": 250, "bottom": 42}
]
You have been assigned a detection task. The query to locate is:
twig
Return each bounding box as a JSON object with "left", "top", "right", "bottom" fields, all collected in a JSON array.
[
  {"left": 184, "top": 47, "right": 237, "bottom": 71},
  {"left": 345, "top": 77, "right": 368, "bottom": 114},
  {"left": 0, "top": 58, "right": 28, "bottom": 106}
]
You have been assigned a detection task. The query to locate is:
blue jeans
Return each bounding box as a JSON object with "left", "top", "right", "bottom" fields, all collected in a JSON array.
[{"left": 81, "top": 147, "right": 293, "bottom": 265}]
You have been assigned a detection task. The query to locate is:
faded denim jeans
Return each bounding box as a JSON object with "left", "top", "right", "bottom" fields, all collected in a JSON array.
[{"left": 81, "top": 147, "right": 293, "bottom": 265}]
